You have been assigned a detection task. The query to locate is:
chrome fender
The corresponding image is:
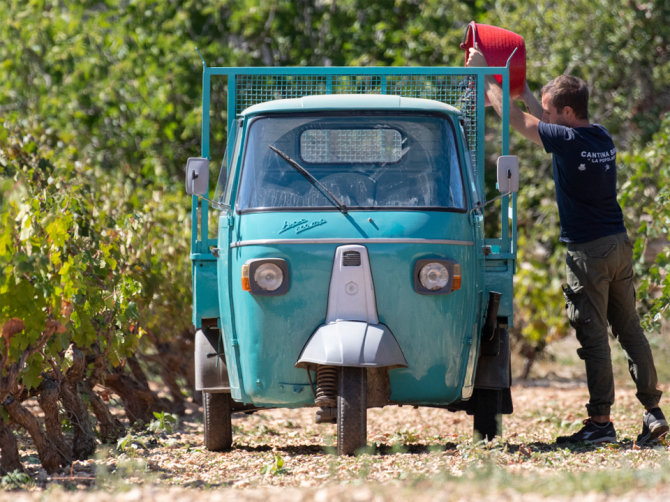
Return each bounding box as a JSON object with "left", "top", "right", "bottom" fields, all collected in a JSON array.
[{"left": 295, "top": 321, "right": 407, "bottom": 369}]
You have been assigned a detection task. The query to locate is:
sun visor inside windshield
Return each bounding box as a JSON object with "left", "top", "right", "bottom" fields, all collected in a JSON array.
[{"left": 300, "top": 128, "right": 404, "bottom": 164}]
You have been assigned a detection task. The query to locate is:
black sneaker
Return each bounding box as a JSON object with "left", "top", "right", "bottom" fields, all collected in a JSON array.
[
  {"left": 556, "top": 419, "right": 617, "bottom": 445},
  {"left": 636, "top": 407, "right": 669, "bottom": 444}
]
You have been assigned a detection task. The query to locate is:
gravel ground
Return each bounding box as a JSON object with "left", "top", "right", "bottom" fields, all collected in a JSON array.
[
  {"left": 2, "top": 486, "right": 670, "bottom": 502},
  {"left": 4, "top": 384, "right": 670, "bottom": 500}
]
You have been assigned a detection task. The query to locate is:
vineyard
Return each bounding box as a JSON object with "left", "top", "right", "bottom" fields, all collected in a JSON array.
[
  {"left": 0, "top": 123, "right": 194, "bottom": 473},
  {"left": 0, "top": 0, "right": 670, "bottom": 493}
]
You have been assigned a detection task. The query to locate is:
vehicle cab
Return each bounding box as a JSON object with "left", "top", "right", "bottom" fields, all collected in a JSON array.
[{"left": 186, "top": 66, "right": 519, "bottom": 455}]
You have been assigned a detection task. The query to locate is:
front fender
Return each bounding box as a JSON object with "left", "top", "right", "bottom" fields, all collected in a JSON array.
[
  {"left": 474, "top": 328, "right": 511, "bottom": 390},
  {"left": 295, "top": 321, "right": 407, "bottom": 369},
  {"left": 195, "top": 328, "right": 231, "bottom": 392}
]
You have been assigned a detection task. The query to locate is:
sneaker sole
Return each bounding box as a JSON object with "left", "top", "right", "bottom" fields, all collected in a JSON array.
[
  {"left": 649, "top": 424, "right": 669, "bottom": 442},
  {"left": 638, "top": 425, "right": 669, "bottom": 444},
  {"left": 586, "top": 436, "right": 617, "bottom": 444},
  {"left": 556, "top": 435, "right": 617, "bottom": 445}
]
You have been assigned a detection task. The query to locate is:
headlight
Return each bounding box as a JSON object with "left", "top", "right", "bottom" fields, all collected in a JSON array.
[
  {"left": 413, "top": 258, "right": 460, "bottom": 295},
  {"left": 419, "top": 263, "right": 450, "bottom": 291},
  {"left": 254, "top": 263, "right": 284, "bottom": 291},
  {"left": 242, "top": 258, "right": 290, "bottom": 296}
]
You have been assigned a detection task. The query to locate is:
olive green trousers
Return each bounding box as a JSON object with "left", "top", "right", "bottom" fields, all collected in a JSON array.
[{"left": 564, "top": 232, "right": 662, "bottom": 417}]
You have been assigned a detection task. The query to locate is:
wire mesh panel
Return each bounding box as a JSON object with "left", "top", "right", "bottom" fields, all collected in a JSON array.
[
  {"left": 383, "top": 74, "right": 477, "bottom": 159},
  {"left": 235, "top": 75, "right": 329, "bottom": 110},
  {"left": 235, "top": 73, "right": 479, "bottom": 170}
]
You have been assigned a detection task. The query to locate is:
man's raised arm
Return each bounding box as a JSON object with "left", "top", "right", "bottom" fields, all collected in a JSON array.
[
  {"left": 466, "top": 45, "right": 543, "bottom": 147},
  {"left": 520, "top": 82, "right": 544, "bottom": 120}
]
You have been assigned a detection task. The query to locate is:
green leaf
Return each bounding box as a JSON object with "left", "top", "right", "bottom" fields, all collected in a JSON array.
[{"left": 22, "top": 353, "right": 44, "bottom": 390}]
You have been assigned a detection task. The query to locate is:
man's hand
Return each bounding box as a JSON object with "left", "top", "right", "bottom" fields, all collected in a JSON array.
[
  {"left": 466, "top": 44, "right": 543, "bottom": 146},
  {"left": 466, "top": 45, "right": 488, "bottom": 68}
]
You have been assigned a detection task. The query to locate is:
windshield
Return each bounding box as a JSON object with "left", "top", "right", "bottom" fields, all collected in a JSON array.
[{"left": 236, "top": 113, "right": 466, "bottom": 212}]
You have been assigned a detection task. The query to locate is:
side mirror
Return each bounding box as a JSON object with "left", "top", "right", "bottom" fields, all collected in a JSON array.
[
  {"left": 497, "top": 156, "right": 519, "bottom": 194},
  {"left": 185, "top": 157, "right": 210, "bottom": 196}
]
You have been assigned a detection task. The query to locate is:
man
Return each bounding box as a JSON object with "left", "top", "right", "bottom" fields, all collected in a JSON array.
[{"left": 467, "top": 44, "right": 667, "bottom": 444}]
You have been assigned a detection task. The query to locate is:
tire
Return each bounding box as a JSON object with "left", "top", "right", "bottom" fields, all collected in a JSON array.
[
  {"left": 203, "top": 392, "right": 233, "bottom": 451},
  {"left": 473, "top": 388, "right": 502, "bottom": 441},
  {"left": 337, "top": 367, "right": 367, "bottom": 456}
]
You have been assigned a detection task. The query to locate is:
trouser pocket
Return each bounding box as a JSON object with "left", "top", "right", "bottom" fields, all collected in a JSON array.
[{"left": 562, "top": 285, "right": 592, "bottom": 328}]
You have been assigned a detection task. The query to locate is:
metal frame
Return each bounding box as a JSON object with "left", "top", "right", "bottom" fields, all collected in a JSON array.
[{"left": 191, "top": 58, "right": 517, "bottom": 262}]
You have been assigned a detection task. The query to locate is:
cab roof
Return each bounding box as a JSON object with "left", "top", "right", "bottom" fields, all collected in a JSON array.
[{"left": 240, "top": 94, "right": 461, "bottom": 116}]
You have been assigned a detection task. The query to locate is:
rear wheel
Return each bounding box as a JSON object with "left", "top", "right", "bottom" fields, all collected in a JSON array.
[
  {"left": 337, "top": 367, "right": 367, "bottom": 456},
  {"left": 203, "top": 392, "right": 233, "bottom": 451},
  {"left": 473, "top": 388, "right": 502, "bottom": 441}
]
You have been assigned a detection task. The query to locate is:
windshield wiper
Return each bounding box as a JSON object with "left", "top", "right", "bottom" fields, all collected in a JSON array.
[{"left": 269, "top": 145, "right": 348, "bottom": 214}]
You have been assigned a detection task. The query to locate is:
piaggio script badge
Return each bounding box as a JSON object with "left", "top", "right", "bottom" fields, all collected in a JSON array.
[{"left": 279, "top": 219, "right": 327, "bottom": 235}]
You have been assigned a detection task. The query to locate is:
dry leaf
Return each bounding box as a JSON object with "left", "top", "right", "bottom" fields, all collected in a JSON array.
[{"left": 1, "top": 318, "right": 25, "bottom": 344}]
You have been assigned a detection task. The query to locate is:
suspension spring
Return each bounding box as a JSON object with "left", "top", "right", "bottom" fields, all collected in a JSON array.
[{"left": 315, "top": 365, "right": 338, "bottom": 407}]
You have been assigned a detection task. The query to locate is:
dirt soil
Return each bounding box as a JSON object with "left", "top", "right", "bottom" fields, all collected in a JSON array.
[{"left": 3, "top": 382, "right": 670, "bottom": 500}]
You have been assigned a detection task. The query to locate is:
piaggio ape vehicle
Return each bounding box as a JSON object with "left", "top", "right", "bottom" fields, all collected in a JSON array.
[{"left": 186, "top": 50, "right": 521, "bottom": 455}]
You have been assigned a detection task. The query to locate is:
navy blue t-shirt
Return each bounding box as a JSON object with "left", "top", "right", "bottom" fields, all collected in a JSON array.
[{"left": 537, "top": 121, "right": 626, "bottom": 243}]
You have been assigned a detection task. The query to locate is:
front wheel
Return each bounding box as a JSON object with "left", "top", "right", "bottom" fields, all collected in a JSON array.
[
  {"left": 337, "top": 367, "right": 367, "bottom": 456},
  {"left": 203, "top": 392, "right": 233, "bottom": 451},
  {"left": 473, "top": 388, "right": 502, "bottom": 441}
]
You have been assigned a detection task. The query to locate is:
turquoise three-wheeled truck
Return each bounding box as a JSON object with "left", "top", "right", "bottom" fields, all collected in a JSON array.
[{"left": 185, "top": 55, "right": 520, "bottom": 455}]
